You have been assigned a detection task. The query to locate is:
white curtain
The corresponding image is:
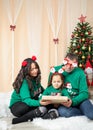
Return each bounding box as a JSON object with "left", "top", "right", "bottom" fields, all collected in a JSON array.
[
  {"left": 3, "top": 0, "right": 23, "bottom": 82},
  {"left": 45, "top": 0, "right": 65, "bottom": 65},
  {"left": 25, "top": 0, "right": 43, "bottom": 59},
  {"left": 66, "top": 0, "right": 87, "bottom": 47}
]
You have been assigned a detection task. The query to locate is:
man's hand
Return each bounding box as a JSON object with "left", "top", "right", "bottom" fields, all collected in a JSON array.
[{"left": 60, "top": 99, "right": 72, "bottom": 107}]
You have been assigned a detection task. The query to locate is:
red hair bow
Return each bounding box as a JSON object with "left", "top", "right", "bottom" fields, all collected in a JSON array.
[
  {"left": 22, "top": 61, "right": 28, "bottom": 67},
  {"left": 31, "top": 56, "right": 37, "bottom": 61}
]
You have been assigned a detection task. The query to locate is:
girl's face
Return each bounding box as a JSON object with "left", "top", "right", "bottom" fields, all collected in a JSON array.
[
  {"left": 30, "top": 63, "right": 38, "bottom": 77},
  {"left": 52, "top": 75, "right": 63, "bottom": 89}
]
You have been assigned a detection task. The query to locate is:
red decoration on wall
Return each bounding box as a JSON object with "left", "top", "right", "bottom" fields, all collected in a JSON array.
[
  {"left": 10, "top": 25, "right": 16, "bottom": 31},
  {"left": 53, "top": 38, "right": 59, "bottom": 44},
  {"left": 78, "top": 14, "right": 86, "bottom": 23}
]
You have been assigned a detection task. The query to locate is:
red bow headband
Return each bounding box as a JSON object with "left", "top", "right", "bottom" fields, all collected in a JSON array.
[
  {"left": 22, "top": 56, "right": 37, "bottom": 67},
  {"left": 50, "top": 66, "right": 64, "bottom": 74}
]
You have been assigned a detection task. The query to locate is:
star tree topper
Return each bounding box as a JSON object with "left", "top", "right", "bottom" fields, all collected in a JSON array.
[{"left": 78, "top": 14, "right": 86, "bottom": 23}]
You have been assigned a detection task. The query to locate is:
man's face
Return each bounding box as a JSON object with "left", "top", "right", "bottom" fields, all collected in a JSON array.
[{"left": 63, "top": 57, "right": 77, "bottom": 72}]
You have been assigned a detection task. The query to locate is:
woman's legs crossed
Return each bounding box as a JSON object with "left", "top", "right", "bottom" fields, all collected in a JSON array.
[{"left": 10, "top": 102, "right": 31, "bottom": 117}]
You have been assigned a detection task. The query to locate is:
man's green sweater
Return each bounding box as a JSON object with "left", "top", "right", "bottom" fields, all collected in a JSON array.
[{"left": 49, "top": 65, "right": 89, "bottom": 106}]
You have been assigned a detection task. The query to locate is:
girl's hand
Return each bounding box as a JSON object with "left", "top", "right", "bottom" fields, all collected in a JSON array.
[
  {"left": 40, "top": 99, "right": 52, "bottom": 106},
  {"left": 60, "top": 99, "right": 72, "bottom": 107}
]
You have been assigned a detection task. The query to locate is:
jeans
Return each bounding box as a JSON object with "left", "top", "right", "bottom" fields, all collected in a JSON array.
[{"left": 58, "top": 99, "right": 93, "bottom": 120}]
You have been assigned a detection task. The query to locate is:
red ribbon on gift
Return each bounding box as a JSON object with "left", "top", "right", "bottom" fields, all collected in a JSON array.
[
  {"left": 10, "top": 25, "right": 16, "bottom": 31},
  {"left": 53, "top": 38, "right": 59, "bottom": 44}
]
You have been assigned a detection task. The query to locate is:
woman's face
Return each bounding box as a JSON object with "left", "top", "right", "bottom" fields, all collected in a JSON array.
[
  {"left": 52, "top": 75, "right": 63, "bottom": 89},
  {"left": 30, "top": 63, "right": 38, "bottom": 77}
]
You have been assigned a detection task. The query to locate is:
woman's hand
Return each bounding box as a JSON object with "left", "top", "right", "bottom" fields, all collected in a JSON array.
[
  {"left": 60, "top": 99, "right": 72, "bottom": 107},
  {"left": 40, "top": 99, "right": 52, "bottom": 106}
]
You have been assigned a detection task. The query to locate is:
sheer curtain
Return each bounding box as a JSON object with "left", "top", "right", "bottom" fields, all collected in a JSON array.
[
  {"left": 25, "top": 0, "right": 43, "bottom": 58},
  {"left": 3, "top": 0, "right": 23, "bottom": 83},
  {"left": 45, "top": 0, "right": 65, "bottom": 65}
]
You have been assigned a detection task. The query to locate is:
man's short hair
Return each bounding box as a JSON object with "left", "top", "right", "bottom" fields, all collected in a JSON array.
[{"left": 65, "top": 53, "right": 78, "bottom": 61}]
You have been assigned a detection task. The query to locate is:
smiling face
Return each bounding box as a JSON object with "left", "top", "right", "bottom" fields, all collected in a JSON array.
[
  {"left": 52, "top": 75, "right": 63, "bottom": 89},
  {"left": 30, "top": 63, "right": 38, "bottom": 77}
]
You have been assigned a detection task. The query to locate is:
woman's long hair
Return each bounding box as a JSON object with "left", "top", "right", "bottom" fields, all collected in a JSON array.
[{"left": 12, "top": 58, "right": 41, "bottom": 93}]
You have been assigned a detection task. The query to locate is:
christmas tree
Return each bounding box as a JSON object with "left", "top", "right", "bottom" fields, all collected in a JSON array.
[{"left": 68, "top": 14, "right": 93, "bottom": 70}]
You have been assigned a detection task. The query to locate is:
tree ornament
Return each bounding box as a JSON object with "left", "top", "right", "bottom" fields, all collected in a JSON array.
[
  {"left": 85, "top": 32, "right": 88, "bottom": 35},
  {"left": 79, "top": 51, "right": 82, "bottom": 55},
  {"left": 82, "top": 45, "right": 86, "bottom": 50},
  {"left": 77, "top": 45, "right": 80, "bottom": 48},
  {"left": 88, "top": 55, "right": 90, "bottom": 59},
  {"left": 88, "top": 31, "right": 91, "bottom": 35},
  {"left": 74, "top": 50, "right": 78, "bottom": 53},
  {"left": 75, "top": 34, "right": 78, "bottom": 37},
  {"left": 83, "top": 26, "right": 86, "bottom": 29},
  {"left": 79, "top": 63, "right": 82, "bottom": 67},
  {"left": 78, "top": 14, "right": 86, "bottom": 23},
  {"left": 72, "top": 43, "right": 76, "bottom": 46},
  {"left": 88, "top": 46, "right": 91, "bottom": 52},
  {"left": 82, "top": 55, "right": 85, "bottom": 59},
  {"left": 82, "top": 38, "right": 85, "bottom": 41},
  {"left": 81, "top": 33, "right": 84, "bottom": 36},
  {"left": 71, "top": 34, "right": 74, "bottom": 38}
]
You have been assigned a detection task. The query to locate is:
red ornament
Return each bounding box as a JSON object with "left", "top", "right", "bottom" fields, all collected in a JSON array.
[
  {"left": 78, "top": 14, "right": 86, "bottom": 23},
  {"left": 71, "top": 34, "right": 74, "bottom": 38},
  {"left": 88, "top": 55, "right": 90, "bottom": 59},
  {"left": 88, "top": 31, "right": 91, "bottom": 35},
  {"left": 22, "top": 61, "right": 28, "bottom": 67},
  {"left": 80, "top": 33, "right": 84, "bottom": 36},
  {"left": 77, "top": 45, "right": 80, "bottom": 48},
  {"left": 31, "top": 56, "right": 37, "bottom": 61},
  {"left": 82, "top": 26, "right": 86, "bottom": 29},
  {"left": 79, "top": 51, "right": 82, "bottom": 55}
]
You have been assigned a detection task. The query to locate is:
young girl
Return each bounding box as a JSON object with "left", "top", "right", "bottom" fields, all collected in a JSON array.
[
  {"left": 9, "top": 56, "right": 47, "bottom": 124},
  {"left": 40, "top": 71, "right": 68, "bottom": 119}
]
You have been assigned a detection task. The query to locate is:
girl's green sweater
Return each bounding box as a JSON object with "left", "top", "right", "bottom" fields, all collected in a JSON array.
[
  {"left": 9, "top": 79, "right": 43, "bottom": 107},
  {"left": 49, "top": 65, "right": 89, "bottom": 106},
  {"left": 40, "top": 85, "right": 70, "bottom": 97}
]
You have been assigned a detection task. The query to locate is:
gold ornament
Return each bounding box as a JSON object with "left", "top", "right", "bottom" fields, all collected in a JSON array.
[
  {"left": 82, "top": 38, "right": 85, "bottom": 41},
  {"left": 88, "top": 46, "right": 91, "bottom": 52},
  {"left": 79, "top": 63, "right": 82, "bottom": 67},
  {"left": 74, "top": 50, "right": 78, "bottom": 53},
  {"left": 75, "top": 34, "right": 78, "bottom": 37},
  {"left": 82, "top": 55, "right": 85, "bottom": 59}
]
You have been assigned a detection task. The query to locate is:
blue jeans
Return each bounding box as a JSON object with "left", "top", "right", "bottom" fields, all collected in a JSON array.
[{"left": 58, "top": 99, "right": 93, "bottom": 120}]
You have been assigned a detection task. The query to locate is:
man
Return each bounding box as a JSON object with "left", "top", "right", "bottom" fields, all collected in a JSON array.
[{"left": 49, "top": 53, "right": 93, "bottom": 120}]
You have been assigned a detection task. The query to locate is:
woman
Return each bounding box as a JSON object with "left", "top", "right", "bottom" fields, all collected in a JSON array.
[{"left": 9, "top": 56, "right": 47, "bottom": 124}]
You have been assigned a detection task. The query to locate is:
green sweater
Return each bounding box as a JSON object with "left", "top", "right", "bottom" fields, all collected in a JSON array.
[
  {"left": 40, "top": 85, "right": 70, "bottom": 100},
  {"left": 9, "top": 79, "right": 44, "bottom": 107},
  {"left": 49, "top": 65, "right": 89, "bottom": 106}
]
